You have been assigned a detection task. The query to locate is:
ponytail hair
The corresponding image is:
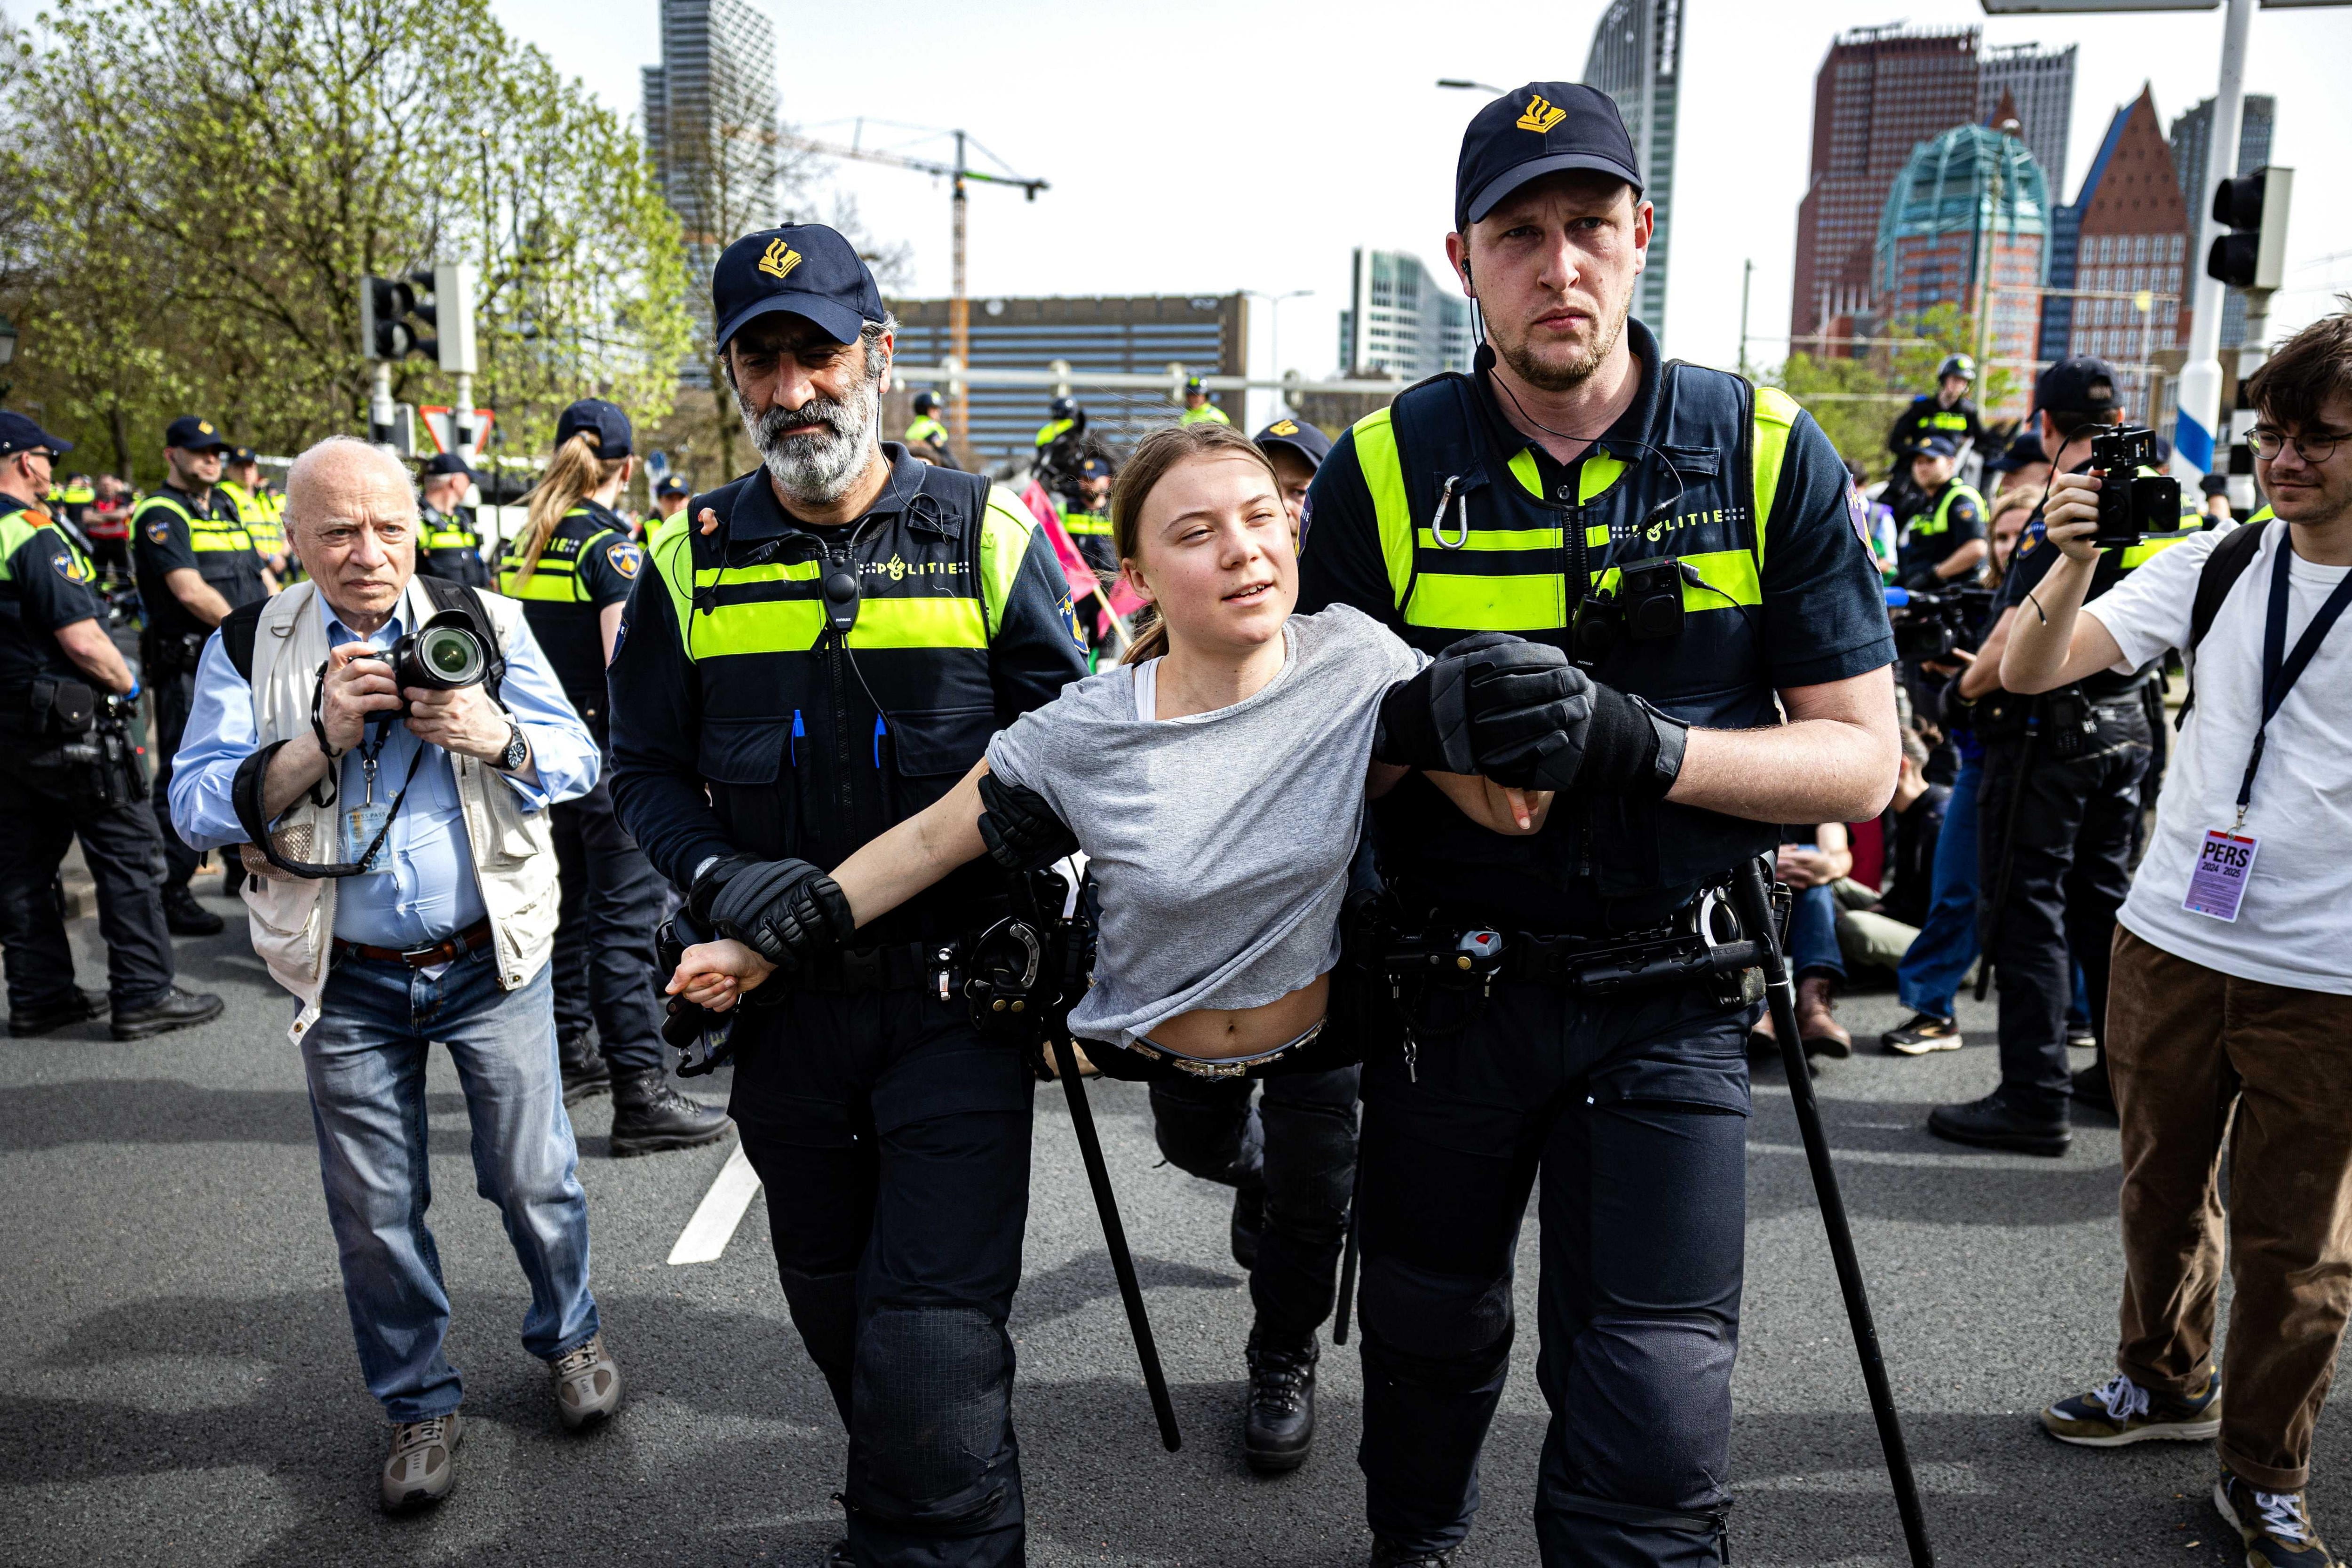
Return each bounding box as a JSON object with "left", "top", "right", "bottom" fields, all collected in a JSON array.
[
  {"left": 1109, "top": 422, "right": 1282, "bottom": 666},
  {"left": 516, "top": 431, "right": 627, "bottom": 585}
]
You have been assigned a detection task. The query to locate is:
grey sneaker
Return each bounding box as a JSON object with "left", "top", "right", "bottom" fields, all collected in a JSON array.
[
  {"left": 550, "top": 1333, "right": 621, "bottom": 1430},
  {"left": 380, "top": 1412, "right": 462, "bottom": 1512}
]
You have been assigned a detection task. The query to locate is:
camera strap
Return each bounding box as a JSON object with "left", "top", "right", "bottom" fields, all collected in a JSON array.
[
  {"left": 231, "top": 730, "right": 424, "bottom": 881},
  {"left": 2234, "top": 536, "right": 2352, "bottom": 830}
]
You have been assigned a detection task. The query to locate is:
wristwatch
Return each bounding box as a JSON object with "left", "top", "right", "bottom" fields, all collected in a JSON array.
[{"left": 495, "top": 719, "right": 529, "bottom": 772}]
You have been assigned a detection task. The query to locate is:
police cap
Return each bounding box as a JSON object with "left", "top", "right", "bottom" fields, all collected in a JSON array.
[
  {"left": 1254, "top": 417, "right": 1332, "bottom": 471},
  {"left": 164, "top": 415, "right": 228, "bottom": 453},
  {"left": 1985, "top": 431, "right": 2047, "bottom": 474},
  {"left": 1455, "top": 82, "right": 1642, "bottom": 234},
  {"left": 656, "top": 474, "right": 691, "bottom": 498},
  {"left": 912, "top": 390, "right": 939, "bottom": 415},
  {"left": 1075, "top": 455, "right": 1114, "bottom": 482},
  {"left": 712, "top": 223, "right": 886, "bottom": 352},
  {"left": 556, "top": 398, "right": 633, "bottom": 459},
  {"left": 420, "top": 451, "right": 476, "bottom": 481},
  {"left": 1907, "top": 433, "right": 1959, "bottom": 460},
  {"left": 2035, "top": 356, "right": 2121, "bottom": 418},
  {"left": 226, "top": 446, "right": 259, "bottom": 466},
  {"left": 0, "top": 411, "right": 72, "bottom": 458}
]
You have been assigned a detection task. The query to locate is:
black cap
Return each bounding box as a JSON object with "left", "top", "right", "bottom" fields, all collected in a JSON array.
[
  {"left": 226, "top": 446, "right": 259, "bottom": 466},
  {"left": 1991, "top": 431, "right": 2048, "bottom": 473},
  {"left": 1049, "top": 396, "right": 1077, "bottom": 420},
  {"left": 1075, "top": 455, "right": 1113, "bottom": 482},
  {"left": 656, "top": 474, "right": 691, "bottom": 498},
  {"left": 712, "top": 224, "right": 886, "bottom": 351},
  {"left": 165, "top": 415, "right": 228, "bottom": 452},
  {"left": 420, "top": 452, "right": 475, "bottom": 481},
  {"left": 2200, "top": 472, "right": 2231, "bottom": 496},
  {"left": 1455, "top": 82, "right": 1642, "bottom": 233},
  {"left": 1255, "top": 417, "right": 1332, "bottom": 471},
  {"left": 0, "top": 411, "right": 71, "bottom": 458},
  {"left": 2034, "top": 355, "right": 2121, "bottom": 417},
  {"left": 556, "top": 398, "right": 632, "bottom": 458},
  {"left": 1907, "top": 433, "right": 1959, "bottom": 460}
]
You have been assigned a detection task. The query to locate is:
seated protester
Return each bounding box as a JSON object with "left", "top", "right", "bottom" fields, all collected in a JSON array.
[
  {"left": 1748, "top": 825, "right": 1854, "bottom": 1059},
  {"left": 1832, "top": 732, "right": 1949, "bottom": 981},
  {"left": 2009, "top": 308, "right": 2352, "bottom": 1568}
]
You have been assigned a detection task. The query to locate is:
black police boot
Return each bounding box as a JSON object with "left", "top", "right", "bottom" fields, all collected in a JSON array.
[
  {"left": 1243, "top": 1330, "right": 1318, "bottom": 1474},
  {"left": 111, "top": 986, "right": 225, "bottom": 1041},
  {"left": 161, "top": 884, "right": 224, "bottom": 937},
  {"left": 1368, "top": 1539, "right": 1454, "bottom": 1567},
  {"left": 2072, "top": 1056, "right": 2116, "bottom": 1118},
  {"left": 608, "top": 1068, "right": 732, "bottom": 1157},
  {"left": 1232, "top": 1184, "right": 1265, "bottom": 1272},
  {"left": 1926, "top": 1090, "right": 2070, "bottom": 1157},
  {"left": 8, "top": 987, "right": 107, "bottom": 1037},
  {"left": 559, "top": 1035, "right": 612, "bottom": 1106}
]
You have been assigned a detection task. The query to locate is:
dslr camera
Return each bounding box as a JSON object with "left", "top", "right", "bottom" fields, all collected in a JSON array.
[
  {"left": 2087, "top": 426, "right": 2184, "bottom": 549},
  {"left": 384, "top": 610, "right": 489, "bottom": 714},
  {"left": 1884, "top": 584, "right": 1995, "bottom": 663}
]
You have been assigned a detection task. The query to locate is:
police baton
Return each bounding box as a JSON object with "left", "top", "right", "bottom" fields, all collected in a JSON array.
[
  {"left": 1055, "top": 1053, "right": 1182, "bottom": 1452},
  {"left": 1731, "top": 856, "right": 1935, "bottom": 1568}
]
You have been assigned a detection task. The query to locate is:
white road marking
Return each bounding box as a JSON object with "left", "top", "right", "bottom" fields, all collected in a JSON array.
[{"left": 667, "top": 1141, "right": 761, "bottom": 1265}]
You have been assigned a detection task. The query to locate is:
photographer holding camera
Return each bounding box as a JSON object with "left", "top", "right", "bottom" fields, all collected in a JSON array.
[
  {"left": 2007, "top": 308, "right": 2352, "bottom": 1568},
  {"left": 167, "top": 436, "right": 617, "bottom": 1514}
]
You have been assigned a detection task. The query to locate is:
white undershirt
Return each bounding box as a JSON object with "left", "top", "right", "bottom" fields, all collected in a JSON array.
[{"left": 1131, "top": 657, "right": 1159, "bottom": 721}]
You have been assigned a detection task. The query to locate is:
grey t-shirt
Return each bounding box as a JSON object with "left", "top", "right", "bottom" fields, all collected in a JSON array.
[{"left": 985, "top": 604, "right": 1428, "bottom": 1051}]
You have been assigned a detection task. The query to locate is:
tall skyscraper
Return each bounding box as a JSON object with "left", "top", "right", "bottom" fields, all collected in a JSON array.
[
  {"left": 2169, "top": 93, "right": 2276, "bottom": 349},
  {"left": 643, "top": 0, "right": 780, "bottom": 374},
  {"left": 1338, "top": 249, "right": 1474, "bottom": 381},
  {"left": 1790, "top": 24, "right": 1981, "bottom": 352},
  {"left": 1977, "top": 42, "right": 2075, "bottom": 192},
  {"left": 1583, "top": 0, "right": 1682, "bottom": 343}
]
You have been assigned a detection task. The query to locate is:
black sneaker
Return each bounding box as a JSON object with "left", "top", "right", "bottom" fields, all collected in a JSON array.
[
  {"left": 8, "top": 987, "right": 107, "bottom": 1037},
  {"left": 111, "top": 987, "right": 225, "bottom": 1041},
  {"left": 1232, "top": 1185, "right": 1264, "bottom": 1272},
  {"left": 1369, "top": 1540, "right": 1454, "bottom": 1567},
  {"left": 608, "top": 1068, "right": 732, "bottom": 1156},
  {"left": 2072, "top": 1060, "right": 2116, "bottom": 1117},
  {"left": 2215, "top": 1465, "right": 2340, "bottom": 1566},
  {"left": 559, "top": 1036, "right": 612, "bottom": 1105},
  {"left": 161, "top": 885, "right": 224, "bottom": 937},
  {"left": 1243, "top": 1331, "right": 1317, "bottom": 1473},
  {"left": 1926, "top": 1091, "right": 2070, "bottom": 1156},
  {"left": 1881, "top": 1011, "right": 1962, "bottom": 1056}
]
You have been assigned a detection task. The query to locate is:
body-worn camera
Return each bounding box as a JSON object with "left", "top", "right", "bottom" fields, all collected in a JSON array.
[
  {"left": 1573, "top": 556, "right": 1688, "bottom": 666},
  {"left": 2088, "top": 426, "right": 2184, "bottom": 549},
  {"left": 1884, "top": 584, "right": 1995, "bottom": 663},
  {"left": 387, "top": 610, "right": 488, "bottom": 711}
]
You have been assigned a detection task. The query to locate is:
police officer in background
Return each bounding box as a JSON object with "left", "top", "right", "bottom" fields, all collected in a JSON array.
[
  {"left": 414, "top": 453, "right": 492, "bottom": 587},
  {"left": 1033, "top": 394, "right": 1081, "bottom": 454},
  {"left": 501, "top": 400, "right": 729, "bottom": 1154},
  {"left": 1886, "top": 355, "right": 1986, "bottom": 517},
  {"left": 609, "top": 224, "right": 1086, "bottom": 1568},
  {"left": 1927, "top": 356, "right": 2187, "bottom": 1152},
  {"left": 1178, "top": 373, "right": 1230, "bottom": 426},
  {"left": 1299, "top": 84, "right": 1899, "bottom": 1567},
  {"left": 1061, "top": 454, "right": 1117, "bottom": 580},
  {"left": 133, "top": 415, "right": 269, "bottom": 936},
  {"left": 1255, "top": 415, "right": 1332, "bottom": 538},
  {"left": 652, "top": 473, "right": 691, "bottom": 524},
  {"left": 1895, "top": 433, "right": 1988, "bottom": 590},
  {"left": 218, "top": 447, "right": 289, "bottom": 580},
  {"left": 904, "top": 390, "right": 953, "bottom": 467},
  {"left": 0, "top": 412, "right": 221, "bottom": 1039}
]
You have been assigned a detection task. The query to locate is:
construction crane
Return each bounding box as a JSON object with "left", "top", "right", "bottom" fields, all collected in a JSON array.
[{"left": 780, "top": 122, "right": 1048, "bottom": 454}]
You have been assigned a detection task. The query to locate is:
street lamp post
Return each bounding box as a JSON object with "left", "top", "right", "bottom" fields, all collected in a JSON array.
[
  {"left": 1435, "top": 79, "right": 1506, "bottom": 95},
  {"left": 1245, "top": 289, "right": 1313, "bottom": 423},
  {"left": 0, "top": 314, "right": 17, "bottom": 405}
]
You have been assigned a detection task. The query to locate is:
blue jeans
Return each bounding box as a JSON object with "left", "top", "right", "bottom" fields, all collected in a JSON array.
[
  {"left": 1786, "top": 841, "right": 1845, "bottom": 981},
  {"left": 300, "top": 947, "right": 597, "bottom": 1422},
  {"left": 1898, "top": 756, "right": 1982, "bottom": 1019}
]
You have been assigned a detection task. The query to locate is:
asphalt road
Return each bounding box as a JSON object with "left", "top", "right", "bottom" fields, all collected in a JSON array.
[{"left": 0, "top": 891, "right": 2334, "bottom": 1567}]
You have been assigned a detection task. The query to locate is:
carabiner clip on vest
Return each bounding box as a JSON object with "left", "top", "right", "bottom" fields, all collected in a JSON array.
[{"left": 1430, "top": 475, "right": 1470, "bottom": 550}]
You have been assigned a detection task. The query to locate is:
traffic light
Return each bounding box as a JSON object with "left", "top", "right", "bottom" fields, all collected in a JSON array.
[
  {"left": 2207, "top": 167, "right": 2294, "bottom": 293},
  {"left": 359, "top": 271, "right": 439, "bottom": 361}
]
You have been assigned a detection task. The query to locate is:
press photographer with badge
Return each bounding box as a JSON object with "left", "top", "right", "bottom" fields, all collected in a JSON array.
[
  {"left": 2002, "top": 307, "right": 2352, "bottom": 1568},
  {"left": 167, "top": 436, "right": 617, "bottom": 1516}
]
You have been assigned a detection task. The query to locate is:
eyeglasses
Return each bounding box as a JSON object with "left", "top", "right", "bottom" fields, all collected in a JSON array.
[{"left": 2246, "top": 428, "right": 2346, "bottom": 465}]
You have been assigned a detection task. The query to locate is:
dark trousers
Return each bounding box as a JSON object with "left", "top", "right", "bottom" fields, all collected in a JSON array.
[
  {"left": 1977, "top": 698, "right": 2150, "bottom": 1118},
  {"left": 548, "top": 778, "right": 667, "bottom": 1076},
  {"left": 148, "top": 670, "right": 201, "bottom": 891},
  {"left": 1151, "top": 1065, "right": 1361, "bottom": 1345},
  {"left": 0, "top": 765, "right": 175, "bottom": 1013},
  {"left": 731, "top": 990, "right": 1033, "bottom": 1568},
  {"left": 1357, "top": 980, "right": 1748, "bottom": 1566}
]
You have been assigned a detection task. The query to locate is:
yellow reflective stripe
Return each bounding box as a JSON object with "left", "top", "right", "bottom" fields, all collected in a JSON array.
[
  {"left": 1507, "top": 449, "right": 1541, "bottom": 499},
  {"left": 1404, "top": 572, "right": 1566, "bottom": 632},
  {"left": 1062, "top": 511, "right": 1114, "bottom": 537},
  {"left": 424, "top": 531, "right": 475, "bottom": 549},
  {"left": 850, "top": 595, "right": 986, "bottom": 650},
  {"left": 2118, "top": 535, "right": 2191, "bottom": 569},
  {"left": 651, "top": 511, "right": 698, "bottom": 644},
  {"left": 1350, "top": 408, "right": 1414, "bottom": 611},
  {"left": 1750, "top": 386, "right": 1800, "bottom": 575},
  {"left": 1590, "top": 549, "right": 1763, "bottom": 610},
  {"left": 691, "top": 559, "right": 822, "bottom": 586},
  {"left": 1416, "top": 525, "right": 1560, "bottom": 553},
  {"left": 1584, "top": 523, "right": 1612, "bottom": 549},
  {"left": 681, "top": 593, "right": 988, "bottom": 656},
  {"left": 979, "top": 486, "right": 1037, "bottom": 637},
  {"left": 189, "top": 527, "right": 254, "bottom": 551},
  {"left": 690, "top": 597, "right": 825, "bottom": 655},
  {"left": 1581, "top": 453, "right": 1628, "bottom": 502}
]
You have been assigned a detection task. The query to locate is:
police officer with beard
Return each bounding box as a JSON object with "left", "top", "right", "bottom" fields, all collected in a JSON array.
[
  {"left": 1299, "top": 85, "right": 1899, "bottom": 1567},
  {"left": 607, "top": 225, "right": 1086, "bottom": 1568}
]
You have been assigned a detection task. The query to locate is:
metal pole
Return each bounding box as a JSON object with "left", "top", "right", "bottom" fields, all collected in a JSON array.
[
  {"left": 950, "top": 130, "right": 971, "bottom": 457},
  {"left": 453, "top": 371, "right": 475, "bottom": 464},
  {"left": 2175, "top": 0, "right": 2253, "bottom": 478},
  {"left": 1731, "top": 859, "right": 1935, "bottom": 1567},
  {"left": 2232, "top": 285, "right": 2274, "bottom": 512},
  {"left": 1739, "top": 260, "right": 1753, "bottom": 378}
]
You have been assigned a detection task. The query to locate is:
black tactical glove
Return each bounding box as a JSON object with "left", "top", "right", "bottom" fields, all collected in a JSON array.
[
  {"left": 1377, "top": 633, "right": 1687, "bottom": 796},
  {"left": 977, "top": 772, "right": 1079, "bottom": 872},
  {"left": 1901, "top": 569, "right": 1942, "bottom": 593},
  {"left": 692, "top": 855, "right": 855, "bottom": 971},
  {"left": 1374, "top": 633, "right": 1577, "bottom": 774}
]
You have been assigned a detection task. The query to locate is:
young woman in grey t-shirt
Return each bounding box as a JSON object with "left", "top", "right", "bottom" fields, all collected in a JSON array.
[{"left": 670, "top": 423, "right": 1548, "bottom": 1069}]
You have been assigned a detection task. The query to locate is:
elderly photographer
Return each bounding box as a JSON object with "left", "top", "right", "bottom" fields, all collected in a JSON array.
[
  {"left": 2008, "top": 309, "right": 2352, "bottom": 1568},
  {"left": 168, "top": 436, "right": 618, "bottom": 1514}
]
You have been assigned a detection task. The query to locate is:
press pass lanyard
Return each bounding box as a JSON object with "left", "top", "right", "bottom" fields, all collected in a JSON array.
[{"left": 2234, "top": 539, "right": 2352, "bottom": 831}]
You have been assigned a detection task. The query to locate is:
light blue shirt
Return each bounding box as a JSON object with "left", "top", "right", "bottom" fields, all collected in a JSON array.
[{"left": 171, "top": 593, "right": 600, "bottom": 949}]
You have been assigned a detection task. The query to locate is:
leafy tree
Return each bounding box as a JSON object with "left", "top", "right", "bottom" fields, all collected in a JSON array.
[
  {"left": 1769, "top": 302, "right": 2020, "bottom": 482},
  {"left": 0, "top": 0, "right": 691, "bottom": 481}
]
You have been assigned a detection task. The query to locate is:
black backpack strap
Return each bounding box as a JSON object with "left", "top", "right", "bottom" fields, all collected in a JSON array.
[
  {"left": 2177, "top": 518, "right": 2272, "bottom": 729},
  {"left": 415, "top": 575, "right": 509, "bottom": 705},
  {"left": 219, "top": 600, "right": 268, "bottom": 684}
]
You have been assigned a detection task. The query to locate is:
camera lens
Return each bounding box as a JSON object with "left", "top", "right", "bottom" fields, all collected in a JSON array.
[{"left": 416, "top": 626, "right": 484, "bottom": 687}]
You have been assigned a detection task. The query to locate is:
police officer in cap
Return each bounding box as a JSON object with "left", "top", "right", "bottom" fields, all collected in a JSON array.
[
  {"left": 218, "top": 447, "right": 290, "bottom": 580},
  {"left": 0, "top": 412, "right": 222, "bottom": 1038},
  {"left": 134, "top": 414, "right": 270, "bottom": 935},
  {"left": 1895, "top": 432, "right": 1988, "bottom": 590},
  {"left": 416, "top": 453, "right": 493, "bottom": 588},
  {"left": 1927, "top": 355, "right": 2189, "bottom": 1151},
  {"left": 1255, "top": 415, "right": 1333, "bottom": 539},
  {"left": 501, "top": 399, "right": 730, "bottom": 1154},
  {"left": 652, "top": 473, "right": 692, "bottom": 523},
  {"left": 1299, "top": 82, "right": 1898, "bottom": 1566},
  {"left": 607, "top": 223, "right": 1085, "bottom": 1566},
  {"left": 1885, "top": 353, "right": 1986, "bottom": 517},
  {"left": 1061, "top": 454, "right": 1117, "bottom": 579},
  {"left": 1179, "top": 373, "right": 1230, "bottom": 426},
  {"left": 904, "top": 390, "right": 954, "bottom": 467}
]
